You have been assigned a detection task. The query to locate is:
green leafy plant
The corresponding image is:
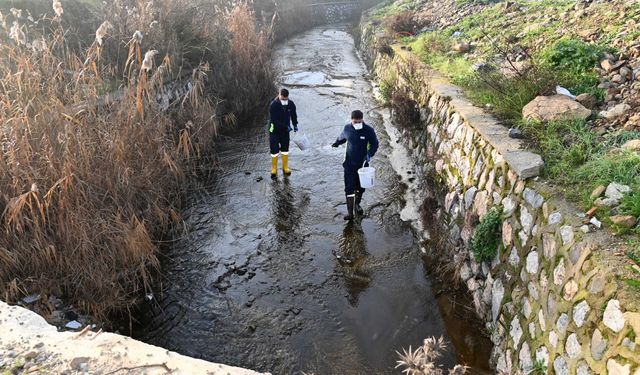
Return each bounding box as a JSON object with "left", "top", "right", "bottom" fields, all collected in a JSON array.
[
  {"left": 541, "top": 39, "right": 607, "bottom": 72},
  {"left": 471, "top": 207, "right": 503, "bottom": 262}
]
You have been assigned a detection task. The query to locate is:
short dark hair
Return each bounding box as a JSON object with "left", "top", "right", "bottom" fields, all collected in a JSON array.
[
  {"left": 351, "top": 110, "right": 363, "bottom": 120},
  {"left": 279, "top": 88, "right": 289, "bottom": 97}
]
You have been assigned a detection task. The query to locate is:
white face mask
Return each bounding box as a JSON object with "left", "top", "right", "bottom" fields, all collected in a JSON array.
[
  {"left": 280, "top": 100, "right": 288, "bottom": 106},
  {"left": 353, "top": 123, "right": 363, "bottom": 130}
]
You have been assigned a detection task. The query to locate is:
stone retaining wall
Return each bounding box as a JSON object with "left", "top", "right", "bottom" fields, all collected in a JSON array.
[{"left": 363, "top": 36, "right": 640, "bottom": 374}]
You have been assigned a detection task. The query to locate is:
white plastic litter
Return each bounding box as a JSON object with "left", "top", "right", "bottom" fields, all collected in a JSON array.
[
  {"left": 292, "top": 133, "right": 310, "bottom": 151},
  {"left": 555, "top": 85, "right": 576, "bottom": 100}
]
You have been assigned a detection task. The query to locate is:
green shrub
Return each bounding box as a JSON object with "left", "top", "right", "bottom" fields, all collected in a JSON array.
[
  {"left": 471, "top": 207, "right": 502, "bottom": 263},
  {"left": 541, "top": 39, "right": 607, "bottom": 72}
]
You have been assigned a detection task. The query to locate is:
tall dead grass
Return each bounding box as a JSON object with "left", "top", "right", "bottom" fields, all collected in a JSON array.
[{"left": 0, "top": 1, "right": 273, "bottom": 319}]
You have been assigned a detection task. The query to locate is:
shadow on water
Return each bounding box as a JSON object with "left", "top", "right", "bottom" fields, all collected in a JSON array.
[{"left": 129, "top": 24, "right": 492, "bottom": 375}]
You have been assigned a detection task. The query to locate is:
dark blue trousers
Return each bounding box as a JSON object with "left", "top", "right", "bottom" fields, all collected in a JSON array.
[
  {"left": 269, "top": 131, "right": 290, "bottom": 155},
  {"left": 344, "top": 165, "right": 366, "bottom": 196}
]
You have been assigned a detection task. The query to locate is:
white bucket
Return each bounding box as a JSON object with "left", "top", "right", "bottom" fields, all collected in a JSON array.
[
  {"left": 358, "top": 166, "right": 376, "bottom": 188},
  {"left": 293, "top": 133, "right": 310, "bottom": 151}
]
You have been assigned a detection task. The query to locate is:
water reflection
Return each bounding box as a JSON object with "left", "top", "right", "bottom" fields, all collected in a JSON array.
[
  {"left": 336, "top": 222, "right": 371, "bottom": 306},
  {"left": 270, "top": 177, "right": 308, "bottom": 242}
]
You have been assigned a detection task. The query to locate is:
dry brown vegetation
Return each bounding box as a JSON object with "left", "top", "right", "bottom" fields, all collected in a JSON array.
[{"left": 0, "top": 0, "right": 274, "bottom": 319}]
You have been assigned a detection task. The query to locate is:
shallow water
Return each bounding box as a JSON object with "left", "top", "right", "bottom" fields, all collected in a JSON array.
[{"left": 133, "top": 25, "right": 492, "bottom": 374}]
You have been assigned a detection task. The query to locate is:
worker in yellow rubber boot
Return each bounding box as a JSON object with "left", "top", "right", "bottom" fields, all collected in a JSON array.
[{"left": 268, "top": 88, "right": 298, "bottom": 178}]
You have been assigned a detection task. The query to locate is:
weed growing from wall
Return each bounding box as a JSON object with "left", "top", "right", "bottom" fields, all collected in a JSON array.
[{"left": 470, "top": 206, "right": 502, "bottom": 263}]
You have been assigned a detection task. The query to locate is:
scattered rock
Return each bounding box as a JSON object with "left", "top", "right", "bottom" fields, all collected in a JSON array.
[
  {"left": 605, "top": 182, "right": 631, "bottom": 200},
  {"left": 601, "top": 59, "right": 626, "bottom": 72},
  {"left": 603, "top": 299, "right": 625, "bottom": 333},
  {"left": 452, "top": 41, "right": 470, "bottom": 53},
  {"left": 576, "top": 93, "right": 597, "bottom": 109},
  {"left": 594, "top": 197, "right": 619, "bottom": 207},
  {"left": 621, "top": 139, "right": 640, "bottom": 152},
  {"left": 600, "top": 103, "right": 632, "bottom": 119},
  {"left": 523, "top": 95, "right": 592, "bottom": 122},
  {"left": 620, "top": 66, "right": 633, "bottom": 80},
  {"left": 69, "top": 357, "right": 90, "bottom": 371},
  {"left": 590, "top": 185, "right": 606, "bottom": 200},
  {"left": 610, "top": 215, "right": 637, "bottom": 228},
  {"left": 508, "top": 127, "right": 524, "bottom": 139}
]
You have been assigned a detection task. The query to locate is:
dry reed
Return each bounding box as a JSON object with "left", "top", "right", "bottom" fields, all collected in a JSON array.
[{"left": 0, "top": 0, "right": 274, "bottom": 319}]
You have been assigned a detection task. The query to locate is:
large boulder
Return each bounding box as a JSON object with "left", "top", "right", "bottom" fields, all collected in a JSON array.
[{"left": 522, "top": 95, "right": 592, "bottom": 122}]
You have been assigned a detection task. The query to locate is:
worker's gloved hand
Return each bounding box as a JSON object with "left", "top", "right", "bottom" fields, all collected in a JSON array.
[
  {"left": 293, "top": 125, "right": 298, "bottom": 132},
  {"left": 331, "top": 142, "right": 339, "bottom": 148},
  {"left": 366, "top": 154, "right": 372, "bottom": 162}
]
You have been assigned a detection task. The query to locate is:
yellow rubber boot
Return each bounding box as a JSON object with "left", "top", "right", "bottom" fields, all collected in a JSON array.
[
  {"left": 271, "top": 155, "right": 278, "bottom": 177},
  {"left": 282, "top": 153, "right": 291, "bottom": 175}
]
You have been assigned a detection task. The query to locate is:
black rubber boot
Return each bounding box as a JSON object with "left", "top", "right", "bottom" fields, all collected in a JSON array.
[
  {"left": 344, "top": 195, "right": 355, "bottom": 221},
  {"left": 354, "top": 191, "right": 364, "bottom": 216}
]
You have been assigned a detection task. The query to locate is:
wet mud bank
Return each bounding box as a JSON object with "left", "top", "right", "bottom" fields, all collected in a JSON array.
[{"left": 130, "top": 25, "right": 491, "bottom": 374}]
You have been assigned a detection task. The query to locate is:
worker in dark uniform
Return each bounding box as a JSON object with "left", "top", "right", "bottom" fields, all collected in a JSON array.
[
  {"left": 331, "top": 110, "right": 379, "bottom": 221},
  {"left": 268, "top": 88, "right": 298, "bottom": 177}
]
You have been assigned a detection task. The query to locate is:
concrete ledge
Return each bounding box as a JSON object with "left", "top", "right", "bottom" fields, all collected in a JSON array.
[
  {"left": 394, "top": 47, "right": 544, "bottom": 179},
  {"left": 0, "top": 301, "right": 268, "bottom": 375}
]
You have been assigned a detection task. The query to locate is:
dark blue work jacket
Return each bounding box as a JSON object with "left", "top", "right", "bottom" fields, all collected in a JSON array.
[
  {"left": 334, "top": 123, "right": 379, "bottom": 169},
  {"left": 268, "top": 99, "right": 298, "bottom": 133}
]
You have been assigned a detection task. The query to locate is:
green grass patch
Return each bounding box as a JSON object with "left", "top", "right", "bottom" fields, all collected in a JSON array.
[
  {"left": 573, "top": 151, "right": 640, "bottom": 189},
  {"left": 521, "top": 119, "right": 601, "bottom": 181},
  {"left": 471, "top": 206, "right": 502, "bottom": 263}
]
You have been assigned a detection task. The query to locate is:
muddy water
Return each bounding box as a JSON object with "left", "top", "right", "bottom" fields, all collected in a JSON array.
[{"left": 134, "top": 25, "right": 492, "bottom": 374}]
